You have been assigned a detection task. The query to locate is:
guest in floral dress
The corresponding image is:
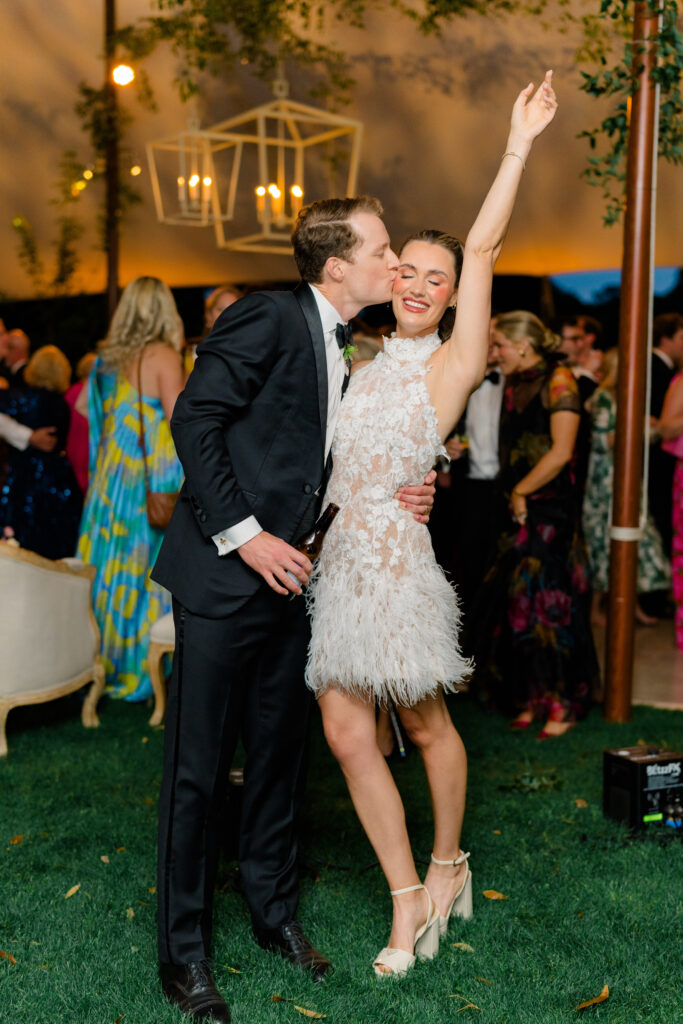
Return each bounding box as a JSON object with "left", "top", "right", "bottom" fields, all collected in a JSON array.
[
  {"left": 469, "top": 310, "right": 600, "bottom": 738},
  {"left": 582, "top": 348, "right": 670, "bottom": 626}
]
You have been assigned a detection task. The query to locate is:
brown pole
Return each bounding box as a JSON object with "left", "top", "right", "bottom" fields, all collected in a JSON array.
[
  {"left": 604, "top": 2, "right": 661, "bottom": 722},
  {"left": 104, "top": 0, "right": 120, "bottom": 324}
]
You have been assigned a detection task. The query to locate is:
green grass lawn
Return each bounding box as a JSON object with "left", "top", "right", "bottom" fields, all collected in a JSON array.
[{"left": 0, "top": 693, "right": 681, "bottom": 1024}]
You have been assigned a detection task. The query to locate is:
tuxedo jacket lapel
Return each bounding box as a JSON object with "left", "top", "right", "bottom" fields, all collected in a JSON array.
[{"left": 294, "top": 283, "right": 328, "bottom": 446}]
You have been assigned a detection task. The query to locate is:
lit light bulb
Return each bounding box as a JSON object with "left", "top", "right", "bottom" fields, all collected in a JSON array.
[
  {"left": 290, "top": 184, "right": 303, "bottom": 216},
  {"left": 83, "top": 169, "right": 94, "bottom": 181},
  {"left": 74, "top": 180, "right": 87, "bottom": 191},
  {"left": 130, "top": 165, "right": 142, "bottom": 177},
  {"left": 268, "top": 184, "right": 281, "bottom": 199},
  {"left": 202, "top": 176, "right": 212, "bottom": 187},
  {"left": 112, "top": 64, "right": 135, "bottom": 86},
  {"left": 256, "top": 186, "right": 266, "bottom": 197},
  {"left": 189, "top": 174, "right": 200, "bottom": 188}
]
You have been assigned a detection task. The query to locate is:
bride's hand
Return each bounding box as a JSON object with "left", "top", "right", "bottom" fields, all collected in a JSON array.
[{"left": 509, "top": 70, "right": 557, "bottom": 145}]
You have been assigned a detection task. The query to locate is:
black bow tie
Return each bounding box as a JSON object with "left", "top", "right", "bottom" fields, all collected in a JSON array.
[
  {"left": 485, "top": 370, "right": 501, "bottom": 384},
  {"left": 335, "top": 322, "right": 353, "bottom": 351}
]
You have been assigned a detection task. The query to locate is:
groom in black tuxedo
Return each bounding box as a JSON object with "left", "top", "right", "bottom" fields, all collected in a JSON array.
[{"left": 152, "top": 196, "right": 435, "bottom": 1022}]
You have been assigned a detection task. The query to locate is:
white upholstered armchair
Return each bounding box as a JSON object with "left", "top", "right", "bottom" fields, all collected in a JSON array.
[{"left": 0, "top": 541, "right": 105, "bottom": 756}]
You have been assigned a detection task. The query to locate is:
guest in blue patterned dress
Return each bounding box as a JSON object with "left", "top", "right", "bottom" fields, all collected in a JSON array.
[
  {"left": 77, "top": 278, "right": 185, "bottom": 701},
  {"left": 0, "top": 345, "right": 82, "bottom": 559}
]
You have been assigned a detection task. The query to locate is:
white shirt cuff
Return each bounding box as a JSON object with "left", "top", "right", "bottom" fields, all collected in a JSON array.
[
  {"left": 212, "top": 516, "right": 263, "bottom": 556},
  {"left": 0, "top": 414, "right": 31, "bottom": 451}
]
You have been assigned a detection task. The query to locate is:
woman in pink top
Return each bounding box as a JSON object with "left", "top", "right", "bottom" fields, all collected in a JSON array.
[{"left": 64, "top": 352, "right": 97, "bottom": 494}]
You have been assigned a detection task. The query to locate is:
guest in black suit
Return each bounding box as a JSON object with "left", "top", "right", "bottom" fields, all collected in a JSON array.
[
  {"left": 151, "top": 197, "right": 435, "bottom": 1022},
  {"left": 429, "top": 335, "right": 504, "bottom": 610},
  {"left": 3, "top": 329, "right": 30, "bottom": 388},
  {"left": 559, "top": 315, "right": 603, "bottom": 504}
]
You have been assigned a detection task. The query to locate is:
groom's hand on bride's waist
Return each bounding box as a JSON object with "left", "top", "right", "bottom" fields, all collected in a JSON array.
[
  {"left": 395, "top": 469, "right": 436, "bottom": 524},
  {"left": 237, "top": 531, "right": 312, "bottom": 596}
]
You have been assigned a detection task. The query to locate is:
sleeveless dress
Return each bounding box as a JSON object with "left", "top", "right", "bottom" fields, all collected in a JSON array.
[
  {"left": 77, "top": 361, "right": 184, "bottom": 701},
  {"left": 305, "top": 332, "right": 472, "bottom": 707},
  {"left": 0, "top": 385, "right": 82, "bottom": 559}
]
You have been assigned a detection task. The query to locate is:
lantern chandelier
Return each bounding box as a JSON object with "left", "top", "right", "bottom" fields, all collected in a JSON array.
[{"left": 146, "top": 70, "right": 363, "bottom": 255}]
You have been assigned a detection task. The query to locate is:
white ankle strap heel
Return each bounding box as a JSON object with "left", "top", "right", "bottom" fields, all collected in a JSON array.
[
  {"left": 373, "top": 883, "right": 440, "bottom": 978},
  {"left": 429, "top": 851, "right": 473, "bottom": 936}
]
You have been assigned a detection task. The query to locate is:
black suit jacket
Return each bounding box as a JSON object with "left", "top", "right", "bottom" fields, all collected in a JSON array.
[
  {"left": 152, "top": 284, "right": 331, "bottom": 617},
  {"left": 650, "top": 352, "right": 675, "bottom": 419}
]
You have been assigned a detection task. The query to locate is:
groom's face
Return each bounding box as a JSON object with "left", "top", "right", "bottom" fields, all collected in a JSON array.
[{"left": 341, "top": 213, "right": 398, "bottom": 309}]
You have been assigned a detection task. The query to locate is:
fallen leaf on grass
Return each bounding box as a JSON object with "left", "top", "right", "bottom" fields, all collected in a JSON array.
[
  {"left": 475, "top": 977, "right": 491, "bottom": 985},
  {"left": 148, "top": 886, "right": 157, "bottom": 894},
  {"left": 141, "top": 737, "right": 149, "bottom": 744},
  {"left": 0, "top": 951, "right": 17, "bottom": 965},
  {"left": 116, "top": 847, "right": 126, "bottom": 853},
  {"left": 492, "top": 829, "right": 502, "bottom": 835},
  {"left": 578, "top": 912, "right": 584, "bottom": 918},
  {"left": 222, "top": 965, "right": 241, "bottom": 974},
  {"left": 575, "top": 799, "right": 588, "bottom": 809},
  {"left": 272, "top": 995, "right": 326, "bottom": 1018},
  {"left": 30, "top": 941, "right": 40, "bottom": 946},
  {"left": 101, "top": 855, "right": 110, "bottom": 864},
  {"left": 482, "top": 890, "right": 507, "bottom": 900},
  {"left": 447, "top": 994, "right": 480, "bottom": 1012},
  {"left": 576, "top": 985, "right": 609, "bottom": 1010},
  {"left": 37, "top": 964, "right": 47, "bottom": 970},
  {"left": 65, "top": 884, "right": 81, "bottom": 899},
  {"left": 452, "top": 942, "right": 474, "bottom": 952},
  {"left": 10, "top": 835, "right": 24, "bottom": 845},
  {"left": 125, "top": 908, "right": 135, "bottom": 920},
  {"left": 114, "top": 1016, "right": 123, "bottom": 1023},
  {"left": 144, "top": 797, "right": 154, "bottom": 805}
]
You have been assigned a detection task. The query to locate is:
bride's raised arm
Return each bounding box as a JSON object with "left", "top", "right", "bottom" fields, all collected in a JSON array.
[{"left": 431, "top": 71, "right": 558, "bottom": 436}]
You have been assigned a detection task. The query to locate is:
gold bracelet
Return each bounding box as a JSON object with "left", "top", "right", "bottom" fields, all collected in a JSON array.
[{"left": 502, "top": 151, "right": 526, "bottom": 171}]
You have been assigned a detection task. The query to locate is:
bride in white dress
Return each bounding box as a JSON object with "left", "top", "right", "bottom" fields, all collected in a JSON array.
[{"left": 306, "top": 72, "right": 558, "bottom": 977}]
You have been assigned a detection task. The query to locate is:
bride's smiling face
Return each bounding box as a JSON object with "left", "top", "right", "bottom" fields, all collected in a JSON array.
[{"left": 392, "top": 241, "right": 457, "bottom": 338}]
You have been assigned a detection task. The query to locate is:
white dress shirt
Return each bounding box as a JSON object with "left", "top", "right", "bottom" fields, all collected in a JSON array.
[
  {"left": 465, "top": 374, "right": 504, "bottom": 481},
  {"left": 0, "top": 413, "right": 31, "bottom": 451},
  {"left": 212, "top": 286, "right": 347, "bottom": 555},
  {"left": 653, "top": 348, "right": 674, "bottom": 370}
]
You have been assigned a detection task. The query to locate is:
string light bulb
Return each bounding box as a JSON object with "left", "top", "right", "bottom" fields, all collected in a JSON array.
[{"left": 112, "top": 64, "right": 135, "bottom": 86}]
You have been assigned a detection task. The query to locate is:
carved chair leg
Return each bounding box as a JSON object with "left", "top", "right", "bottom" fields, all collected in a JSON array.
[
  {"left": 82, "top": 657, "right": 106, "bottom": 728},
  {"left": 147, "top": 642, "right": 169, "bottom": 727},
  {"left": 0, "top": 702, "right": 10, "bottom": 758}
]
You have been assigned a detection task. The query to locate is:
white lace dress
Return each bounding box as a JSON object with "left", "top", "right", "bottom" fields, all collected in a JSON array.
[{"left": 305, "top": 332, "right": 472, "bottom": 707}]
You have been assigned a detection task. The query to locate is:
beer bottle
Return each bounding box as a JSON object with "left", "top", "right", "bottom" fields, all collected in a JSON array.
[{"left": 286, "top": 503, "right": 340, "bottom": 592}]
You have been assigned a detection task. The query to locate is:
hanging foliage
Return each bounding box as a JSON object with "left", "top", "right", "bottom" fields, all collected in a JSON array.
[{"left": 577, "top": 0, "right": 682, "bottom": 225}]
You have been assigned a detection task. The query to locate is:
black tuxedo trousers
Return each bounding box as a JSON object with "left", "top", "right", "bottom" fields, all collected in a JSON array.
[{"left": 157, "top": 589, "right": 313, "bottom": 963}]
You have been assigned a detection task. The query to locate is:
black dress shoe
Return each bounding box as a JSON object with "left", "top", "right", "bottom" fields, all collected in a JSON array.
[
  {"left": 255, "top": 921, "right": 332, "bottom": 982},
  {"left": 159, "top": 960, "right": 231, "bottom": 1022}
]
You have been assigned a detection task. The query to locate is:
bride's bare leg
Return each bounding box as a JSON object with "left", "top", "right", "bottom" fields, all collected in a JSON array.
[
  {"left": 318, "top": 687, "right": 429, "bottom": 957},
  {"left": 397, "top": 694, "right": 468, "bottom": 918}
]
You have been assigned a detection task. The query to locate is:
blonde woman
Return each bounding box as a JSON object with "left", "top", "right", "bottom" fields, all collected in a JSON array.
[
  {"left": 582, "top": 348, "right": 670, "bottom": 627},
  {"left": 469, "top": 311, "right": 600, "bottom": 737},
  {"left": 77, "top": 277, "right": 185, "bottom": 701},
  {"left": 0, "top": 345, "right": 82, "bottom": 558}
]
